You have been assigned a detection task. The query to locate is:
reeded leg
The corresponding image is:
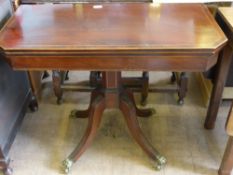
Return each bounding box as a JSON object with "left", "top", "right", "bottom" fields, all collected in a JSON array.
[
  {"left": 177, "top": 72, "right": 188, "bottom": 105},
  {"left": 119, "top": 95, "right": 166, "bottom": 170},
  {"left": 52, "top": 70, "right": 64, "bottom": 105},
  {"left": 69, "top": 89, "right": 100, "bottom": 118},
  {"left": 63, "top": 95, "right": 105, "bottom": 174},
  {"left": 141, "top": 71, "right": 149, "bottom": 106},
  {"left": 126, "top": 89, "right": 155, "bottom": 117}
]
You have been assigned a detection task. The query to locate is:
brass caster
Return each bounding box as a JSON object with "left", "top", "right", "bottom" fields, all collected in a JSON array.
[
  {"left": 157, "top": 156, "right": 167, "bottom": 165},
  {"left": 69, "top": 110, "right": 77, "bottom": 118},
  {"left": 154, "top": 163, "right": 162, "bottom": 171},
  {"left": 62, "top": 159, "right": 73, "bottom": 174},
  {"left": 151, "top": 155, "right": 167, "bottom": 171}
]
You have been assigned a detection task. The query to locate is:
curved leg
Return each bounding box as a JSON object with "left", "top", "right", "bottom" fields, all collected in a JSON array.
[
  {"left": 126, "top": 90, "right": 155, "bottom": 117},
  {"left": 52, "top": 70, "right": 64, "bottom": 105},
  {"left": 141, "top": 71, "right": 149, "bottom": 106},
  {"left": 63, "top": 95, "right": 105, "bottom": 174},
  {"left": 177, "top": 72, "right": 188, "bottom": 105},
  {"left": 119, "top": 95, "right": 166, "bottom": 170},
  {"left": 69, "top": 89, "right": 100, "bottom": 118}
]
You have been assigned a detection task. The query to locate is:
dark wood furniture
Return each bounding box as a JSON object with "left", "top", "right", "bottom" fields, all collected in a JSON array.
[
  {"left": 19, "top": 0, "right": 188, "bottom": 106},
  {"left": 0, "top": 0, "right": 36, "bottom": 174},
  {"left": 204, "top": 7, "right": 233, "bottom": 129},
  {"left": 219, "top": 101, "right": 233, "bottom": 175},
  {"left": 214, "top": 7, "right": 233, "bottom": 175},
  {"left": 0, "top": 3, "right": 227, "bottom": 174}
]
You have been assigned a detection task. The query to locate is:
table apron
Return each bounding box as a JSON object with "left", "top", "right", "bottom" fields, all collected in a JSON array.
[{"left": 6, "top": 54, "right": 218, "bottom": 72}]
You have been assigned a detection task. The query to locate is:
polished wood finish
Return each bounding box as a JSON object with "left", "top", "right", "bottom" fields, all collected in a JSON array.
[
  {"left": 205, "top": 7, "right": 233, "bottom": 129},
  {"left": 0, "top": 4, "right": 226, "bottom": 71},
  {"left": 0, "top": 4, "right": 227, "bottom": 173},
  {"left": 65, "top": 72, "right": 163, "bottom": 174}
]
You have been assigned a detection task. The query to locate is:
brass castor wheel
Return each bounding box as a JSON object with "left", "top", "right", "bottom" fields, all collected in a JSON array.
[
  {"left": 4, "top": 167, "right": 13, "bottom": 175},
  {"left": 62, "top": 159, "right": 73, "bottom": 174},
  {"left": 154, "top": 156, "right": 167, "bottom": 171}
]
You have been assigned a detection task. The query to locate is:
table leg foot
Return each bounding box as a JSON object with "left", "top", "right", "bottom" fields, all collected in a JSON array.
[
  {"left": 62, "top": 158, "right": 73, "bottom": 174},
  {"left": 66, "top": 95, "right": 105, "bottom": 171},
  {"left": 126, "top": 90, "right": 156, "bottom": 117},
  {"left": 69, "top": 89, "right": 100, "bottom": 118},
  {"left": 119, "top": 95, "right": 166, "bottom": 169}
]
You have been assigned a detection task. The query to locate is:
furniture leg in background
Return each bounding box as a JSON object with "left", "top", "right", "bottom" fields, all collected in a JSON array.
[{"left": 219, "top": 102, "right": 233, "bottom": 175}]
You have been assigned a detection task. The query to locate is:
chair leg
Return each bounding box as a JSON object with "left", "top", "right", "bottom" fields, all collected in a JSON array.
[
  {"left": 141, "top": 71, "right": 149, "bottom": 106},
  {"left": 52, "top": 70, "right": 64, "bottom": 104},
  {"left": 171, "top": 72, "right": 176, "bottom": 83},
  {"left": 177, "top": 72, "right": 188, "bottom": 105}
]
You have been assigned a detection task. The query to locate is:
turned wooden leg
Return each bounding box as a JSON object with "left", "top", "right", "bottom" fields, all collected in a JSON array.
[
  {"left": 119, "top": 94, "right": 166, "bottom": 170},
  {"left": 219, "top": 137, "right": 233, "bottom": 175},
  {"left": 205, "top": 45, "right": 233, "bottom": 129},
  {"left": 177, "top": 72, "right": 188, "bottom": 105},
  {"left": 69, "top": 89, "right": 100, "bottom": 118},
  {"left": 63, "top": 95, "right": 105, "bottom": 174},
  {"left": 52, "top": 70, "right": 64, "bottom": 104},
  {"left": 141, "top": 71, "right": 149, "bottom": 106},
  {"left": 126, "top": 89, "right": 155, "bottom": 117}
]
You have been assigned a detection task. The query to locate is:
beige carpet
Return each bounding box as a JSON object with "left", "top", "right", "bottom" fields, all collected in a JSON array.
[{"left": 6, "top": 71, "right": 232, "bottom": 175}]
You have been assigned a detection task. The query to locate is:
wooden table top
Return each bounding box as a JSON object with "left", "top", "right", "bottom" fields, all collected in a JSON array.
[
  {"left": 0, "top": 3, "right": 227, "bottom": 71},
  {"left": 218, "top": 7, "right": 233, "bottom": 32},
  {"left": 0, "top": 3, "right": 226, "bottom": 52}
]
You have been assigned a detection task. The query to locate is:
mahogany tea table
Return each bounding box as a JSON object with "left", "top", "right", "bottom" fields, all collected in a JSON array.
[{"left": 0, "top": 3, "right": 227, "bottom": 174}]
